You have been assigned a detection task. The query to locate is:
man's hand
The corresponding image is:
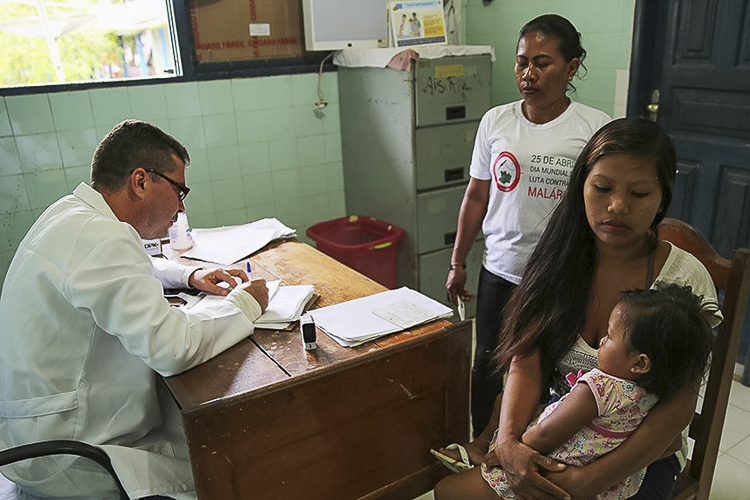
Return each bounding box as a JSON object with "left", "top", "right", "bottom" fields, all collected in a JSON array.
[
  {"left": 237, "top": 279, "right": 269, "bottom": 312},
  {"left": 189, "top": 267, "right": 248, "bottom": 295}
]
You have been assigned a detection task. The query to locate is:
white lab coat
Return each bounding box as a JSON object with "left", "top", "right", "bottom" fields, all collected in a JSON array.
[{"left": 0, "top": 183, "right": 261, "bottom": 499}]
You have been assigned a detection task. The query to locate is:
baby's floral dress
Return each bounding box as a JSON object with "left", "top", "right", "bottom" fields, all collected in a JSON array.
[{"left": 481, "top": 369, "right": 658, "bottom": 499}]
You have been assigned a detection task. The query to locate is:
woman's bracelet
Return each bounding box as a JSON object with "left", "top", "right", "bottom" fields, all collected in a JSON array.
[{"left": 448, "top": 263, "right": 466, "bottom": 271}]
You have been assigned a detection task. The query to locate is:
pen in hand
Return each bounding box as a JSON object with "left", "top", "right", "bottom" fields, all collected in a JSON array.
[{"left": 246, "top": 261, "right": 252, "bottom": 281}]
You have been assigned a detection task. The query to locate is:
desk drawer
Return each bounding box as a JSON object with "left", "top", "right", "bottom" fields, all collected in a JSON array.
[
  {"left": 416, "top": 121, "right": 478, "bottom": 191},
  {"left": 414, "top": 55, "right": 492, "bottom": 127},
  {"left": 416, "top": 185, "right": 466, "bottom": 254},
  {"left": 184, "top": 323, "right": 471, "bottom": 500}
]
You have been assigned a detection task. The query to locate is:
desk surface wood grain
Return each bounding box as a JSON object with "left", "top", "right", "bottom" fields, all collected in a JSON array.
[{"left": 164, "top": 239, "right": 454, "bottom": 409}]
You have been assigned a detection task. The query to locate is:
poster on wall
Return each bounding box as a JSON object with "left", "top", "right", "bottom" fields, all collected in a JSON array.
[{"left": 389, "top": 1, "right": 447, "bottom": 48}]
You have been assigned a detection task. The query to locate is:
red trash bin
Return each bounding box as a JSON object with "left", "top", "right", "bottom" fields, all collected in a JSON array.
[{"left": 306, "top": 216, "right": 404, "bottom": 289}]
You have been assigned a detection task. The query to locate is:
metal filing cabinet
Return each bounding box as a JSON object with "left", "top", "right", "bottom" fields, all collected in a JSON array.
[{"left": 338, "top": 52, "right": 492, "bottom": 316}]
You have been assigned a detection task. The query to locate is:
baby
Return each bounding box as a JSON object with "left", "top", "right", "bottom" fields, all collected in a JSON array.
[{"left": 481, "top": 283, "right": 714, "bottom": 499}]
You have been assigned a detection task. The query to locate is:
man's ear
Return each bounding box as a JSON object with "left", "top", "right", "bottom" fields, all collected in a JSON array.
[
  {"left": 631, "top": 353, "right": 651, "bottom": 375},
  {"left": 129, "top": 168, "right": 148, "bottom": 199}
]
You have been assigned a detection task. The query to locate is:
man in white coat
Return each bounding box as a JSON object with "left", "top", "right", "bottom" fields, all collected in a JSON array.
[{"left": 0, "top": 120, "right": 269, "bottom": 499}]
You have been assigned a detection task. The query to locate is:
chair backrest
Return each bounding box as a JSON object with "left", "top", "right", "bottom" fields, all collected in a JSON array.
[
  {"left": 0, "top": 440, "right": 127, "bottom": 500},
  {"left": 659, "top": 218, "right": 750, "bottom": 500}
]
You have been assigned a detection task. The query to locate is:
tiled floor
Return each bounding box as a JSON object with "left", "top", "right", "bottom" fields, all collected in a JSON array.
[
  {"left": 414, "top": 378, "right": 750, "bottom": 500},
  {"left": 709, "top": 378, "right": 750, "bottom": 499}
]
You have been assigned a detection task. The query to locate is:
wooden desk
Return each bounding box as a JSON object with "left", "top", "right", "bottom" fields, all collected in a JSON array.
[{"left": 164, "top": 240, "right": 471, "bottom": 500}]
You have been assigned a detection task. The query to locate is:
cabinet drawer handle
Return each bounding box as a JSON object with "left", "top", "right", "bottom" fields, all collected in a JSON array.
[
  {"left": 444, "top": 167, "right": 464, "bottom": 182},
  {"left": 444, "top": 232, "right": 457, "bottom": 246},
  {"left": 446, "top": 105, "right": 466, "bottom": 120}
]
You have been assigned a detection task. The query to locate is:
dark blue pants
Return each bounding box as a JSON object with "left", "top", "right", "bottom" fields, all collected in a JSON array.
[
  {"left": 472, "top": 266, "right": 516, "bottom": 436},
  {"left": 629, "top": 454, "right": 680, "bottom": 499}
]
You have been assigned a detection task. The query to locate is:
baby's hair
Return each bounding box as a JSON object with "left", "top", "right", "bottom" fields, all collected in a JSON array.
[{"left": 619, "top": 283, "right": 714, "bottom": 402}]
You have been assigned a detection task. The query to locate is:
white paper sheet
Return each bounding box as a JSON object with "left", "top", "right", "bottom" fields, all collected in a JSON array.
[
  {"left": 181, "top": 218, "right": 296, "bottom": 265},
  {"left": 308, "top": 287, "right": 453, "bottom": 347}
]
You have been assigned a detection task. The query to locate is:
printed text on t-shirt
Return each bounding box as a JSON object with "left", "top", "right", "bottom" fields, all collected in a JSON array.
[{"left": 526, "top": 155, "right": 574, "bottom": 200}]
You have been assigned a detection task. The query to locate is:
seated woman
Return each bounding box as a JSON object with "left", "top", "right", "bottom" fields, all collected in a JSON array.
[{"left": 433, "top": 117, "right": 722, "bottom": 499}]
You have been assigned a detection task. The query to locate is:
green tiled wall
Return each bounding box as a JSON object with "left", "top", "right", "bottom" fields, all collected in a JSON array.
[
  {"left": 1, "top": 0, "right": 636, "bottom": 288},
  {"left": 463, "top": 0, "right": 635, "bottom": 117},
  {"left": 0, "top": 73, "right": 345, "bottom": 286}
]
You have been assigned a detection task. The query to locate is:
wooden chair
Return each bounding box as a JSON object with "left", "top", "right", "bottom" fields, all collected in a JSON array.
[
  {"left": 0, "top": 440, "right": 127, "bottom": 500},
  {"left": 658, "top": 217, "right": 750, "bottom": 500}
]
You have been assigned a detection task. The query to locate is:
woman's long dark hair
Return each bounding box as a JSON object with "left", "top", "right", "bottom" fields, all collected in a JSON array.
[{"left": 493, "top": 118, "right": 677, "bottom": 389}]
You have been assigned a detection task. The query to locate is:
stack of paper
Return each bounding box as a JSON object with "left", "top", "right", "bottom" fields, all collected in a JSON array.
[
  {"left": 181, "top": 218, "right": 296, "bottom": 265},
  {"left": 308, "top": 287, "right": 453, "bottom": 347},
  {"left": 254, "top": 284, "right": 315, "bottom": 329}
]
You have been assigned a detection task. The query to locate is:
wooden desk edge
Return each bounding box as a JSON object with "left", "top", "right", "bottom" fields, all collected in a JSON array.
[{"left": 181, "top": 319, "right": 472, "bottom": 417}]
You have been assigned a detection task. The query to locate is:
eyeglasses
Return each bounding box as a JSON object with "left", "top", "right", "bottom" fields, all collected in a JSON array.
[{"left": 146, "top": 169, "right": 190, "bottom": 201}]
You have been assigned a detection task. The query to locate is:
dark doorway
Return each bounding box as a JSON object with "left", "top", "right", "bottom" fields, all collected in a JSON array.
[
  {"left": 628, "top": 0, "right": 750, "bottom": 378},
  {"left": 628, "top": 0, "right": 750, "bottom": 257}
]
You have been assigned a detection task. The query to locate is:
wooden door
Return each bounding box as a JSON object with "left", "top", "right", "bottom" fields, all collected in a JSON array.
[{"left": 628, "top": 0, "right": 750, "bottom": 258}]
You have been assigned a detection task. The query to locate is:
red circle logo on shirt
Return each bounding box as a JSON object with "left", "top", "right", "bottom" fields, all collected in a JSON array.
[{"left": 492, "top": 151, "right": 521, "bottom": 192}]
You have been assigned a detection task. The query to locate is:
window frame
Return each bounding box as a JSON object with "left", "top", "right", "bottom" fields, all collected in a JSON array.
[{"left": 0, "top": 0, "right": 333, "bottom": 97}]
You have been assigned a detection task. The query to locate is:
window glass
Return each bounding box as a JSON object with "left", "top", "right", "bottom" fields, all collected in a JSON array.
[{"left": 0, "top": 0, "right": 179, "bottom": 88}]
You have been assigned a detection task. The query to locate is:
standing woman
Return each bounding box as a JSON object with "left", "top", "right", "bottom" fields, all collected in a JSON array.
[{"left": 447, "top": 14, "right": 610, "bottom": 435}]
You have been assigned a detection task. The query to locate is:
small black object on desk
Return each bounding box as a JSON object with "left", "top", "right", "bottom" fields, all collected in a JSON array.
[{"left": 300, "top": 314, "right": 317, "bottom": 350}]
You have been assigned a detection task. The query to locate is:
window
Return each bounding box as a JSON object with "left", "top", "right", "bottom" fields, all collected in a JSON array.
[
  {"left": 0, "top": 0, "right": 179, "bottom": 88},
  {"left": 0, "top": 0, "right": 331, "bottom": 94}
]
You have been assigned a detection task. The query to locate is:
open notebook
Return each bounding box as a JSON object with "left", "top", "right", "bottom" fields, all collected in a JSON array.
[{"left": 181, "top": 280, "right": 315, "bottom": 330}]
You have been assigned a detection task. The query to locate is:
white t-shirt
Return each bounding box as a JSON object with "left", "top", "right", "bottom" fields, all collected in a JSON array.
[{"left": 470, "top": 100, "right": 610, "bottom": 283}]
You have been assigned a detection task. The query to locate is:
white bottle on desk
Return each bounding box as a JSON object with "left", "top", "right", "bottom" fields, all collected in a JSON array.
[{"left": 168, "top": 211, "right": 193, "bottom": 250}]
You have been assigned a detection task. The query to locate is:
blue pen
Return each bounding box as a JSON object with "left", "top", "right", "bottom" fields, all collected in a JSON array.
[{"left": 246, "top": 261, "right": 252, "bottom": 281}]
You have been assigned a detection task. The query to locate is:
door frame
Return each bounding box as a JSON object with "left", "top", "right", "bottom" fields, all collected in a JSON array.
[{"left": 627, "top": 0, "right": 670, "bottom": 118}]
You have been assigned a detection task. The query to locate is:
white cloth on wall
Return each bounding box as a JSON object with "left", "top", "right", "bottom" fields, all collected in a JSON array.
[
  {"left": 444, "top": 0, "right": 461, "bottom": 45},
  {"left": 333, "top": 44, "right": 495, "bottom": 69}
]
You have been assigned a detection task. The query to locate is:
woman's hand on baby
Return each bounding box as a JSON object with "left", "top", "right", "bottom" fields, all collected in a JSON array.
[
  {"left": 495, "top": 439, "right": 570, "bottom": 500},
  {"left": 545, "top": 465, "right": 597, "bottom": 499},
  {"left": 484, "top": 446, "right": 502, "bottom": 467}
]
